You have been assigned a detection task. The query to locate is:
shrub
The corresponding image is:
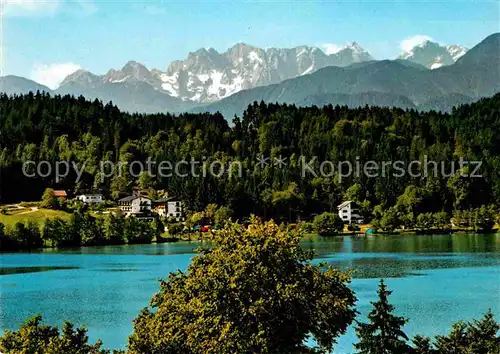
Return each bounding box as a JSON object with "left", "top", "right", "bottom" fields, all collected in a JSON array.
[
  {"left": 416, "top": 213, "right": 435, "bottom": 230},
  {"left": 214, "top": 206, "right": 234, "bottom": 226},
  {"left": 40, "top": 188, "right": 58, "bottom": 209},
  {"left": 19, "top": 201, "right": 41, "bottom": 208},
  {"left": 167, "top": 222, "right": 184, "bottom": 236},
  {"left": 299, "top": 221, "right": 315, "bottom": 233},
  {"left": 0, "top": 314, "right": 114, "bottom": 354},
  {"left": 433, "top": 211, "right": 450, "bottom": 229},
  {"left": 313, "top": 212, "right": 344, "bottom": 236}
]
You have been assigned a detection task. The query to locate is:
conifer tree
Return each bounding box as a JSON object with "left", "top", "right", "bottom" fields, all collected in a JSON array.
[
  {"left": 412, "top": 335, "right": 435, "bottom": 354},
  {"left": 434, "top": 310, "right": 499, "bottom": 354},
  {"left": 355, "top": 279, "right": 410, "bottom": 354}
]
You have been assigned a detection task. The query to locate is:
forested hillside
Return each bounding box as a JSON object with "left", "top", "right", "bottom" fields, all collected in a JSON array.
[{"left": 1, "top": 91, "right": 499, "bottom": 221}]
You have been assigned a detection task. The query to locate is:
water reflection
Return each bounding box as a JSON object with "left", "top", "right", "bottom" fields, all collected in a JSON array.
[
  {"left": 37, "top": 241, "right": 208, "bottom": 256},
  {"left": 323, "top": 255, "right": 499, "bottom": 278},
  {"left": 0, "top": 233, "right": 498, "bottom": 353},
  {"left": 301, "top": 233, "right": 500, "bottom": 255},
  {"left": 0, "top": 266, "right": 78, "bottom": 276},
  {"left": 302, "top": 234, "right": 500, "bottom": 279}
]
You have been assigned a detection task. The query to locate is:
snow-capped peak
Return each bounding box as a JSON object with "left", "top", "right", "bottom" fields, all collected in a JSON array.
[
  {"left": 322, "top": 43, "right": 344, "bottom": 55},
  {"left": 399, "top": 40, "right": 436, "bottom": 60},
  {"left": 400, "top": 35, "right": 434, "bottom": 53},
  {"left": 322, "top": 42, "right": 368, "bottom": 55},
  {"left": 155, "top": 42, "right": 373, "bottom": 103},
  {"left": 346, "top": 42, "right": 365, "bottom": 53},
  {"left": 398, "top": 36, "right": 468, "bottom": 69},
  {"left": 58, "top": 41, "right": 374, "bottom": 103},
  {"left": 445, "top": 45, "right": 468, "bottom": 61}
]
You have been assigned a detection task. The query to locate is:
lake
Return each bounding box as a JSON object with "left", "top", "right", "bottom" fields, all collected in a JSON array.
[{"left": 0, "top": 233, "right": 499, "bottom": 353}]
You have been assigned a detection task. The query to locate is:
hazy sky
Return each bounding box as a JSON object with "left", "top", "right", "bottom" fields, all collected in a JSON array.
[{"left": 2, "top": 0, "right": 499, "bottom": 89}]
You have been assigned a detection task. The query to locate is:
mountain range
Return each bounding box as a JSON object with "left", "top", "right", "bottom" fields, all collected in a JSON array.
[
  {"left": 58, "top": 42, "right": 375, "bottom": 108},
  {"left": 1, "top": 34, "right": 498, "bottom": 118},
  {"left": 398, "top": 40, "right": 467, "bottom": 69},
  {"left": 156, "top": 42, "right": 373, "bottom": 102},
  {"left": 199, "top": 33, "right": 499, "bottom": 118}
]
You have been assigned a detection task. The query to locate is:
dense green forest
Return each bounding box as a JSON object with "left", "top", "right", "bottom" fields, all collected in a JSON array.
[
  {"left": 1, "top": 92, "right": 499, "bottom": 223},
  {"left": 0, "top": 210, "right": 163, "bottom": 251}
]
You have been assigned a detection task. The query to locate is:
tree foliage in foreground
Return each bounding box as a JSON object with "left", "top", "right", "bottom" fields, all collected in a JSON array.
[
  {"left": 0, "top": 259, "right": 499, "bottom": 354},
  {"left": 413, "top": 310, "right": 500, "bottom": 354},
  {"left": 0, "top": 314, "right": 123, "bottom": 354},
  {"left": 355, "top": 279, "right": 410, "bottom": 354},
  {"left": 128, "top": 217, "right": 357, "bottom": 354},
  {"left": 355, "top": 279, "right": 500, "bottom": 354}
]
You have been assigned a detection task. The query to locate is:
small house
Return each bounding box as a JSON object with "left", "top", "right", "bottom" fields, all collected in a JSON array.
[
  {"left": 337, "top": 201, "right": 363, "bottom": 224},
  {"left": 77, "top": 194, "right": 103, "bottom": 204},
  {"left": 52, "top": 190, "right": 68, "bottom": 199},
  {"left": 154, "top": 198, "right": 184, "bottom": 221},
  {"left": 118, "top": 195, "right": 152, "bottom": 217}
]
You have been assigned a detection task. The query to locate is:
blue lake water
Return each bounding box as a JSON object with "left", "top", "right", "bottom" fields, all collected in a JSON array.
[{"left": 0, "top": 233, "right": 499, "bottom": 353}]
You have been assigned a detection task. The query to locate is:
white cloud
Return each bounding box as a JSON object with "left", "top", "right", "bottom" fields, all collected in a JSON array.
[
  {"left": 400, "top": 35, "right": 434, "bottom": 52},
  {"left": 1, "top": 0, "right": 61, "bottom": 16},
  {"left": 321, "top": 43, "right": 344, "bottom": 55},
  {"left": 30, "top": 62, "right": 81, "bottom": 89}
]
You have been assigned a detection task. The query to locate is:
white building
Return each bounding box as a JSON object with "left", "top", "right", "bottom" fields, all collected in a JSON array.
[
  {"left": 77, "top": 194, "right": 103, "bottom": 204},
  {"left": 118, "top": 196, "right": 152, "bottom": 216},
  {"left": 337, "top": 201, "right": 363, "bottom": 224},
  {"left": 154, "top": 198, "right": 184, "bottom": 221}
]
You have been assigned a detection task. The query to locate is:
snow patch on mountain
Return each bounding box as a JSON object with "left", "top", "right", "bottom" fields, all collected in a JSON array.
[
  {"left": 248, "top": 51, "right": 264, "bottom": 64},
  {"left": 150, "top": 42, "right": 374, "bottom": 102},
  {"left": 398, "top": 36, "right": 468, "bottom": 69},
  {"left": 160, "top": 72, "right": 180, "bottom": 97},
  {"left": 445, "top": 45, "right": 467, "bottom": 61},
  {"left": 109, "top": 75, "right": 130, "bottom": 83},
  {"left": 58, "top": 42, "right": 374, "bottom": 103},
  {"left": 302, "top": 64, "right": 315, "bottom": 75}
]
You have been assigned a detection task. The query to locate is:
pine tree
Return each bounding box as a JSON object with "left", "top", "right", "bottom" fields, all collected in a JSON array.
[
  {"left": 354, "top": 279, "right": 410, "bottom": 354},
  {"left": 412, "top": 335, "right": 435, "bottom": 354},
  {"left": 434, "top": 310, "right": 500, "bottom": 354}
]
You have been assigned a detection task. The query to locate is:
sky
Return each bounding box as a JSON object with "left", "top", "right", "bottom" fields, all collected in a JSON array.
[{"left": 1, "top": 0, "right": 499, "bottom": 89}]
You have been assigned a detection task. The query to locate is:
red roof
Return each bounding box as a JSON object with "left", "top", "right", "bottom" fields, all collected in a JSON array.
[{"left": 52, "top": 190, "right": 67, "bottom": 197}]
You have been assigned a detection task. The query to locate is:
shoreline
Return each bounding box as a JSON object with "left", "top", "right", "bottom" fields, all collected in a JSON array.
[{"left": 2, "top": 230, "right": 499, "bottom": 254}]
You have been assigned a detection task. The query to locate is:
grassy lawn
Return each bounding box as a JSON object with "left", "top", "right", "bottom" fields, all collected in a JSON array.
[
  {"left": 5, "top": 208, "right": 29, "bottom": 216},
  {"left": 0, "top": 209, "right": 71, "bottom": 228}
]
